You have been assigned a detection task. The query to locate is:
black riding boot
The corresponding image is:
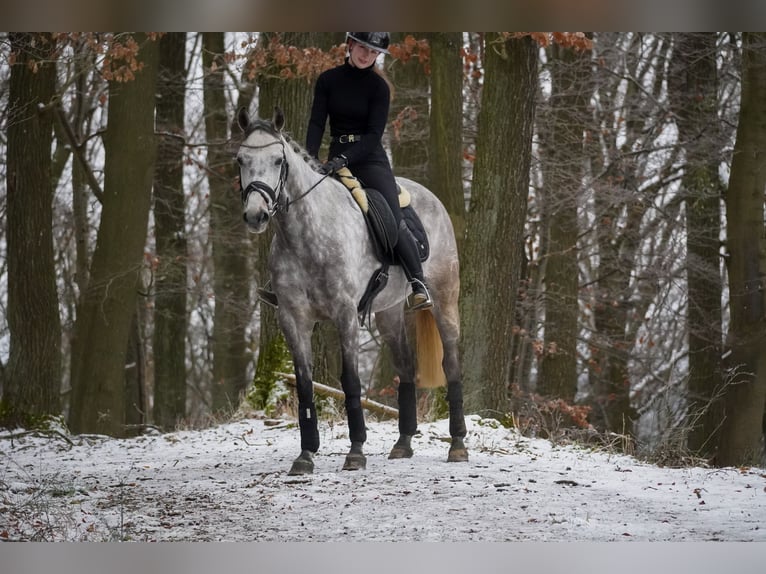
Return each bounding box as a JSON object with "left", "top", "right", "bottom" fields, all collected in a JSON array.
[{"left": 394, "top": 221, "right": 433, "bottom": 311}]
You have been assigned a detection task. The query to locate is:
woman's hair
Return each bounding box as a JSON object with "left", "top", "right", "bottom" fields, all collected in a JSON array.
[{"left": 374, "top": 64, "right": 395, "bottom": 102}]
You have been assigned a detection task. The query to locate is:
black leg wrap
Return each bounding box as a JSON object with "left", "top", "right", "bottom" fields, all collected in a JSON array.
[
  {"left": 345, "top": 397, "right": 367, "bottom": 444},
  {"left": 298, "top": 403, "right": 320, "bottom": 452},
  {"left": 447, "top": 382, "right": 467, "bottom": 438},
  {"left": 397, "top": 381, "right": 418, "bottom": 436}
]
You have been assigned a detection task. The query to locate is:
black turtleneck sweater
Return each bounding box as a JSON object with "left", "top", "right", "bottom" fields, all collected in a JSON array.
[{"left": 305, "top": 58, "right": 390, "bottom": 167}]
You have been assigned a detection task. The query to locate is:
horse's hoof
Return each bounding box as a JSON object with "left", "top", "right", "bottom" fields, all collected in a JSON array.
[
  {"left": 388, "top": 445, "right": 414, "bottom": 459},
  {"left": 447, "top": 438, "right": 469, "bottom": 462},
  {"left": 342, "top": 452, "right": 367, "bottom": 471},
  {"left": 288, "top": 450, "right": 314, "bottom": 475},
  {"left": 388, "top": 435, "right": 414, "bottom": 459}
]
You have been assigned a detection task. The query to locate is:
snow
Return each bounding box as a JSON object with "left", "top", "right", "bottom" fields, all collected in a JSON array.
[{"left": 1, "top": 414, "right": 764, "bottom": 542}]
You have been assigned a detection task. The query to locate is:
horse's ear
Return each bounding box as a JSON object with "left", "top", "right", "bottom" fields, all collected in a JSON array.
[
  {"left": 237, "top": 107, "right": 250, "bottom": 132},
  {"left": 273, "top": 106, "right": 285, "bottom": 132}
]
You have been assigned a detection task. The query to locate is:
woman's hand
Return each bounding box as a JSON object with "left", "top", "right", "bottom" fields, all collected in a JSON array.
[{"left": 319, "top": 155, "right": 348, "bottom": 175}]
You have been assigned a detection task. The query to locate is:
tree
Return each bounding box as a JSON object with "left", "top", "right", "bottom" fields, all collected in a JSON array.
[
  {"left": 153, "top": 32, "right": 188, "bottom": 430},
  {"left": 69, "top": 33, "right": 159, "bottom": 436},
  {"left": 667, "top": 33, "right": 725, "bottom": 458},
  {"left": 203, "top": 33, "right": 252, "bottom": 415},
  {"left": 388, "top": 33, "right": 430, "bottom": 183},
  {"left": 717, "top": 32, "right": 766, "bottom": 467},
  {"left": 583, "top": 33, "right": 679, "bottom": 438},
  {"left": 424, "top": 32, "right": 466, "bottom": 247},
  {"left": 3, "top": 33, "right": 61, "bottom": 426},
  {"left": 460, "top": 33, "right": 538, "bottom": 414},
  {"left": 537, "top": 41, "right": 591, "bottom": 402}
]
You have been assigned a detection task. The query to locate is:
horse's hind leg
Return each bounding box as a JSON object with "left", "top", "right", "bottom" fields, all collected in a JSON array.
[
  {"left": 375, "top": 307, "right": 418, "bottom": 459},
  {"left": 434, "top": 303, "right": 468, "bottom": 462}
]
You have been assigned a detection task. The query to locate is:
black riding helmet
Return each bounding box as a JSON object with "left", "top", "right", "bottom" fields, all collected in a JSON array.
[{"left": 347, "top": 32, "right": 390, "bottom": 55}]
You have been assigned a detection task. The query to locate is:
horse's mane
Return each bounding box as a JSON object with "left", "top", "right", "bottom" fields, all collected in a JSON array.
[{"left": 243, "top": 118, "right": 323, "bottom": 172}]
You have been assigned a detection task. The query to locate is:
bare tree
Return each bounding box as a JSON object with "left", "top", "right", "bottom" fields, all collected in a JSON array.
[
  {"left": 460, "top": 33, "right": 538, "bottom": 415},
  {"left": 3, "top": 33, "right": 61, "bottom": 425},
  {"left": 424, "top": 32, "right": 465, "bottom": 248},
  {"left": 153, "top": 32, "right": 188, "bottom": 430},
  {"left": 388, "top": 33, "right": 429, "bottom": 183},
  {"left": 69, "top": 33, "right": 159, "bottom": 436},
  {"left": 537, "top": 41, "right": 592, "bottom": 402},
  {"left": 667, "top": 33, "right": 725, "bottom": 459},
  {"left": 202, "top": 33, "right": 252, "bottom": 415},
  {"left": 718, "top": 32, "right": 766, "bottom": 467}
]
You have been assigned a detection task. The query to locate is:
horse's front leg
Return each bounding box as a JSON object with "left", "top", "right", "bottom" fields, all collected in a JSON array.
[
  {"left": 337, "top": 313, "right": 367, "bottom": 471},
  {"left": 280, "top": 313, "right": 318, "bottom": 475},
  {"left": 289, "top": 358, "right": 319, "bottom": 475}
]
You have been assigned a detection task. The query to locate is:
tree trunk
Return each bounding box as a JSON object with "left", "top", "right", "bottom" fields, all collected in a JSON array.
[
  {"left": 69, "top": 33, "right": 159, "bottom": 436},
  {"left": 718, "top": 32, "right": 766, "bottom": 467},
  {"left": 389, "top": 33, "right": 429, "bottom": 183},
  {"left": 424, "top": 32, "right": 465, "bottom": 251},
  {"left": 584, "top": 34, "right": 674, "bottom": 438},
  {"left": 668, "top": 33, "right": 725, "bottom": 459},
  {"left": 538, "top": 42, "right": 590, "bottom": 402},
  {"left": 203, "top": 33, "right": 252, "bottom": 415},
  {"left": 153, "top": 32, "right": 188, "bottom": 430},
  {"left": 460, "top": 34, "right": 538, "bottom": 415},
  {"left": 3, "top": 33, "right": 61, "bottom": 426}
]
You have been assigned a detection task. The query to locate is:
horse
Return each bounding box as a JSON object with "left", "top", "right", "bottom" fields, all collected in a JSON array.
[{"left": 236, "top": 106, "right": 468, "bottom": 475}]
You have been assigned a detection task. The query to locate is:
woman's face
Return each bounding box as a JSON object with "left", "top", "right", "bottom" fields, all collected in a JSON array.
[{"left": 348, "top": 40, "right": 382, "bottom": 69}]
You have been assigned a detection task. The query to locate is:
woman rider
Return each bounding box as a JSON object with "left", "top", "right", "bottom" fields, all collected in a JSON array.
[{"left": 306, "top": 32, "right": 433, "bottom": 311}]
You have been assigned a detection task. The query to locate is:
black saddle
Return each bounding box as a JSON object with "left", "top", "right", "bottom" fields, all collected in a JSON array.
[
  {"left": 364, "top": 187, "right": 429, "bottom": 265},
  {"left": 333, "top": 169, "right": 429, "bottom": 324}
]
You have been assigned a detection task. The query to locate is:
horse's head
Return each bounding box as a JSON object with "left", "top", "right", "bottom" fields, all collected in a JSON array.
[{"left": 236, "top": 106, "right": 289, "bottom": 233}]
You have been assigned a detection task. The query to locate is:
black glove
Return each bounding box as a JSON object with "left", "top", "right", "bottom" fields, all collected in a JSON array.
[{"left": 319, "top": 155, "right": 348, "bottom": 175}]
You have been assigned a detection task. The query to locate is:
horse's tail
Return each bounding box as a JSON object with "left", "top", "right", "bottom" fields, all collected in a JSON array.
[{"left": 415, "top": 309, "right": 446, "bottom": 388}]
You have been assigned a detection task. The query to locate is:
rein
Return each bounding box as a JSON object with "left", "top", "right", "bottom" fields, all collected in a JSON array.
[{"left": 240, "top": 135, "right": 332, "bottom": 215}]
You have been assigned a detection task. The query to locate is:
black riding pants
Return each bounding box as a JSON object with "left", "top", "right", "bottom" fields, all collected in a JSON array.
[
  {"left": 348, "top": 161, "right": 401, "bottom": 224},
  {"left": 329, "top": 144, "right": 401, "bottom": 224}
]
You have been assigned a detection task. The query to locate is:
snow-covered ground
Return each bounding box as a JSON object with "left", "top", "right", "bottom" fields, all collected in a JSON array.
[{"left": 1, "top": 414, "right": 764, "bottom": 542}]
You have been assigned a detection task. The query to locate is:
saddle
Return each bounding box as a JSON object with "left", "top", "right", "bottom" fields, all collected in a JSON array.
[{"left": 334, "top": 167, "right": 430, "bottom": 324}]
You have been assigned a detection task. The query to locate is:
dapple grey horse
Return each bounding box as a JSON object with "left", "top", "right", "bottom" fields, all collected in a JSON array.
[{"left": 236, "top": 107, "right": 467, "bottom": 474}]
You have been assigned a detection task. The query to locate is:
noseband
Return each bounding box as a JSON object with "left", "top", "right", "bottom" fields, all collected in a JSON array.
[
  {"left": 239, "top": 131, "right": 333, "bottom": 216},
  {"left": 239, "top": 139, "right": 289, "bottom": 216}
]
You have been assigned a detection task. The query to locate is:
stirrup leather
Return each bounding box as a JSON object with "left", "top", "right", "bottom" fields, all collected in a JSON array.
[{"left": 257, "top": 283, "right": 279, "bottom": 309}]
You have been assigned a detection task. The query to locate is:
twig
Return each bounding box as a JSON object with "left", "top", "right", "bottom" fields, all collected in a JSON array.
[
  {"left": 2, "top": 429, "right": 75, "bottom": 449},
  {"left": 275, "top": 372, "right": 399, "bottom": 419}
]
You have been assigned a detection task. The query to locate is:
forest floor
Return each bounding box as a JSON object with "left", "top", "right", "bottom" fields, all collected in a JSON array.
[{"left": 1, "top": 414, "right": 765, "bottom": 542}]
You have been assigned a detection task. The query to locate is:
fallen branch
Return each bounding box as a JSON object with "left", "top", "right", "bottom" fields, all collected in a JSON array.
[{"left": 275, "top": 372, "right": 399, "bottom": 419}]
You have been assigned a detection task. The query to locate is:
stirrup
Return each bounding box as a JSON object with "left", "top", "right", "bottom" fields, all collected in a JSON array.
[
  {"left": 257, "top": 284, "right": 279, "bottom": 309},
  {"left": 406, "top": 279, "right": 433, "bottom": 312}
]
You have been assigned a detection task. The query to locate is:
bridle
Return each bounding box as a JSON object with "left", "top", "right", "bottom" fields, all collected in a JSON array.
[
  {"left": 239, "top": 139, "right": 289, "bottom": 217},
  {"left": 239, "top": 133, "right": 331, "bottom": 216}
]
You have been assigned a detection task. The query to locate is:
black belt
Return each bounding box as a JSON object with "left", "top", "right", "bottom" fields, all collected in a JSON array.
[{"left": 331, "top": 134, "right": 362, "bottom": 143}]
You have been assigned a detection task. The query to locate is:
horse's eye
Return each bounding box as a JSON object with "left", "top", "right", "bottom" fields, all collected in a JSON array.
[
  {"left": 236, "top": 155, "right": 244, "bottom": 166},
  {"left": 275, "top": 158, "right": 283, "bottom": 166}
]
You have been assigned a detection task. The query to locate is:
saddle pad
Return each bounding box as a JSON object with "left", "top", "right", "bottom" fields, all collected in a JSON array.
[
  {"left": 334, "top": 167, "right": 428, "bottom": 263},
  {"left": 336, "top": 167, "right": 411, "bottom": 211}
]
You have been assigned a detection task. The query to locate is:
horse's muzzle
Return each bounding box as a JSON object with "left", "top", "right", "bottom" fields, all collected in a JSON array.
[
  {"left": 242, "top": 180, "right": 277, "bottom": 233},
  {"left": 243, "top": 209, "right": 270, "bottom": 233}
]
